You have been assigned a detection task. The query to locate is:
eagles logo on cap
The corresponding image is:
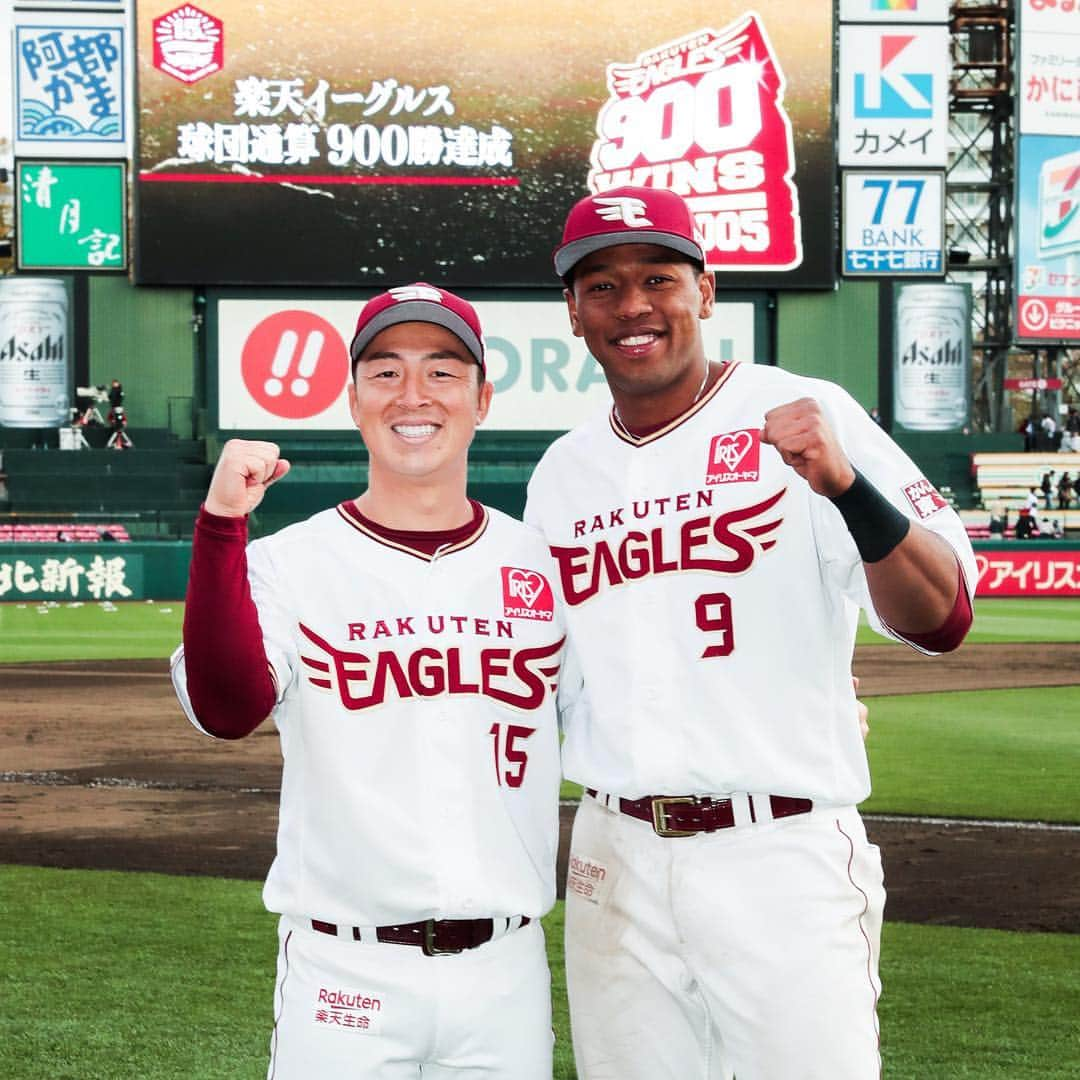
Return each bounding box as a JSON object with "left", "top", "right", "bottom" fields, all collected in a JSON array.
[
  {"left": 350, "top": 283, "right": 486, "bottom": 374},
  {"left": 554, "top": 185, "right": 707, "bottom": 279}
]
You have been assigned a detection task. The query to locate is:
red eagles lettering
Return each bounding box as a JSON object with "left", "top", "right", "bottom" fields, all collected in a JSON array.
[
  {"left": 298, "top": 624, "right": 564, "bottom": 711},
  {"left": 552, "top": 489, "right": 785, "bottom": 606}
]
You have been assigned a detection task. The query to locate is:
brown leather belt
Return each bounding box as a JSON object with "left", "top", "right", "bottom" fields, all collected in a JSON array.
[
  {"left": 310, "top": 916, "right": 530, "bottom": 957},
  {"left": 585, "top": 788, "right": 812, "bottom": 838}
]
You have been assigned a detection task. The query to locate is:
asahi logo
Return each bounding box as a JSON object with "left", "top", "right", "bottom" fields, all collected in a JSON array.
[
  {"left": 899, "top": 336, "right": 964, "bottom": 366},
  {"left": 0, "top": 335, "right": 64, "bottom": 363}
]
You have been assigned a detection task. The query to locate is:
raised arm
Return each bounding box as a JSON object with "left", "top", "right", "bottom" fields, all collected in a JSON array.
[
  {"left": 762, "top": 398, "right": 968, "bottom": 643},
  {"left": 181, "top": 440, "right": 291, "bottom": 738}
]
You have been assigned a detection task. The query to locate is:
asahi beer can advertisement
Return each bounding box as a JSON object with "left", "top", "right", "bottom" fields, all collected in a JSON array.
[
  {"left": 893, "top": 283, "right": 971, "bottom": 432},
  {"left": 0, "top": 277, "right": 71, "bottom": 428}
]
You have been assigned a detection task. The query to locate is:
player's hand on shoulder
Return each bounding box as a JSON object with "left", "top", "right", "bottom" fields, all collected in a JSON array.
[
  {"left": 762, "top": 397, "right": 856, "bottom": 499},
  {"left": 204, "top": 438, "right": 291, "bottom": 518}
]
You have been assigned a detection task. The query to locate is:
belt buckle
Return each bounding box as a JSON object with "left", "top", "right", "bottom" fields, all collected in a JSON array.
[
  {"left": 422, "top": 919, "right": 463, "bottom": 957},
  {"left": 651, "top": 796, "right": 698, "bottom": 838}
]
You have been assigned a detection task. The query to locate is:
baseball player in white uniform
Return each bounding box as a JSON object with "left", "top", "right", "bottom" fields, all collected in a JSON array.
[
  {"left": 172, "top": 285, "right": 569, "bottom": 1079},
  {"left": 525, "top": 186, "right": 978, "bottom": 1080}
]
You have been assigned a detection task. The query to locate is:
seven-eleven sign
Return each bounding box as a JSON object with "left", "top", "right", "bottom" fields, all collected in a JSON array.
[
  {"left": 1038, "top": 149, "right": 1080, "bottom": 261},
  {"left": 587, "top": 16, "right": 802, "bottom": 272}
]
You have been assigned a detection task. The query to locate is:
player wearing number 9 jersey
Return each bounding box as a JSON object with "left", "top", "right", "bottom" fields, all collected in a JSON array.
[
  {"left": 525, "top": 186, "right": 977, "bottom": 1080},
  {"left": 171, "top": 285, "right": 571, "bottom": 1080}
]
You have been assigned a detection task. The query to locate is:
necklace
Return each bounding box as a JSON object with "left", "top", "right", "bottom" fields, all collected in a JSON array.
[
  {"left": 613, "top": 359, "right": 712, "bottom": 433},
  {"left": 691, "top": 357, "right": 712, "bottom": 404}
]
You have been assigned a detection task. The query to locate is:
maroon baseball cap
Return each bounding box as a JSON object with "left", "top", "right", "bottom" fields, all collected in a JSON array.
[
  {"left": 350, "top": 283, "right": 485, "bottom": 374},
  {"left": 554, "top": 185, "right": 706, "bottom": 279}
]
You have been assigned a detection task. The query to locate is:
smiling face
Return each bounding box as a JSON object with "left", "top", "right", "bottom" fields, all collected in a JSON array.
[
  {"left": 565, "top": 243, "right": 715, "bottom": 426},
  {"left": 348, "top": 321, "right": 492, "bottom": 497}
]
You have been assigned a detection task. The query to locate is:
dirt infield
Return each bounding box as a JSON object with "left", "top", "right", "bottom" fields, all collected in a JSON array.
[{"left": 2, "top": 643, "right": 1078, "bottom": 933}]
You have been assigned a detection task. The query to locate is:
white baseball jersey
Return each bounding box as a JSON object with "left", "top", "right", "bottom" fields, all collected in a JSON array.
[
  {"left": 525, "top": 361, "right": 977, "bottom": 804},
  {"left": 173, "top": 502, "right": 567, "bottom": 927}
]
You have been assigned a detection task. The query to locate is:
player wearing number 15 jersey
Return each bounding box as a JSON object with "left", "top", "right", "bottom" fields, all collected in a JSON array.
[
  {"left": 172, "top": 286, "right": 569, "bottom": 1079},
  {"left": 525, "top": 187, "right": 977, "bottom": 1080}
]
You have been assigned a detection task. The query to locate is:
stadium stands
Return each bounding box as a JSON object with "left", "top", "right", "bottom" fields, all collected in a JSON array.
[
  {"left": 0, "top": 522, "right": 131, "bottom": 542},
  {"left": 0, "top": 435, "right": 210, "bottom": 539},
  {"left": 971, "top": 452, "right": 1080, "bottom": 513},
  {"left": 963, "top": 451, "right": 1080, "bottom": 539}
]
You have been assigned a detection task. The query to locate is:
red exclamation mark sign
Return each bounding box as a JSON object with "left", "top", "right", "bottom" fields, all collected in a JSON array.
[{"left": 241, "top": 311, "right": 348, "bottom": 420}]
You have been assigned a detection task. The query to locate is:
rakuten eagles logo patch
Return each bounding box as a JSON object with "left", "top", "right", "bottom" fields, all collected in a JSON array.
[{"left": 501, "top": 567, "right": 555, "bottom": 621}]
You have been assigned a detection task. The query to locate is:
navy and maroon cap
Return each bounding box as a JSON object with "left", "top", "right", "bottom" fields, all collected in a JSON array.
[
  {"left": 349, "top": 284, "right": 485, "bottom": 374},
  {"left": 554, "top": 185, "right": 707, "bottom": 279}
]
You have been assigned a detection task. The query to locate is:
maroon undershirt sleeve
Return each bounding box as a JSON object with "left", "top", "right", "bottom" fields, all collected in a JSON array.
[
  {"left": 182, "top": 506, "right": 276, "bottom": 739},
  {"left": 895, "top": 562, "right": 973, "bottom": 654}
]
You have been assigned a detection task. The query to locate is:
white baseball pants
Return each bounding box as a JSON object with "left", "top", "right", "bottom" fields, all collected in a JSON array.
[
  {"left": 267, "top": 915, "right": 553, "bottom": 1078},
  {"left": 564, "top": 797, "right": 885, "bottom": 1080}
]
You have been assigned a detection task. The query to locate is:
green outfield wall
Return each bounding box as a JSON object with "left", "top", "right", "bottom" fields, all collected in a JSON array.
[
  {"left": 0, "top": 543, "right": 190, "bottom": 603},
  {"left": 87, "top": 278, "right": 196, "bottom": 436},
  {"left": 776, "top": 281, "right": 880, "bottom": 407}
]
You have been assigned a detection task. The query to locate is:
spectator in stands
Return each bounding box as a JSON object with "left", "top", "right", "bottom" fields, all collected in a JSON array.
[
  {"left": 1064, "top": 408, "right": 1080, "bottom": 452},
  {"left": 988, "top": 506, "right": 1007, "bottom": 536},
  {"left": 1041, "top": 470, "right": 1056, "bottom": 510},
  {"left": 1014, "top": 506, "right": 1036, "bottom": 540},
  {"left": 1058, "top": 472, "right": 1074, "bottom": 511},
  {"left": 1040, "top": 413, "right": 1058, "bottom": 451},
  {"left": 1020, "top": 415, "right": 1036, "bottom": 452},
  {"left": 107, "top": 380, "right": 124, "bottom": 411},
  {"left": 1024, "top": 486, "right": 1040, "bottom": 515}
]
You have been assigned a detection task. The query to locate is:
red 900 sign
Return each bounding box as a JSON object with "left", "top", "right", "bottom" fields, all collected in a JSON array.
[{"left": 240, "top": 311, "right": 349, "bottom": 420}]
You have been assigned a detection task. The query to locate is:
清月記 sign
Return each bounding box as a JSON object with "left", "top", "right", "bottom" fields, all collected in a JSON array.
[{"left": 16, "top": 161, "right": 127, "bottom": 270}]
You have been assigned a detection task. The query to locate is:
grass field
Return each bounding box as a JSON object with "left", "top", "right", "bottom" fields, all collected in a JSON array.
[
  {"left": 2, "top": 597, "right": 1078, "bottom": 1077},
  {"left": 1, "top": 866, "right": 1077, "bottom": 1080},
  {"left": 565, "top": 685, "right": 1080, "bottom": 815},
  {"left": 0, "top": 596, "right": 1077, "bottom": 664},
  {"left": 0, "top": 600, "right": 183, "bottom": 663},
  {"left": 863, "top": 686, "right": 1080, "bottom": 822},
  {"left": 855, "top": 596, "right": 1080, "bottom": 645},
  {"left": 3, "top": 598, "right": 1078, "bottom": 816}
]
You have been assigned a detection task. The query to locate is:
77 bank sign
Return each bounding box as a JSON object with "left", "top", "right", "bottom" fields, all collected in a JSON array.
[{"left": 588, "top": 16, "right": 802, "bottom": 272}]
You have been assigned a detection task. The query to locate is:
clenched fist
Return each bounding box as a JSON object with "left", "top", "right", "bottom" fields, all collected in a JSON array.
[
  {"left": 762, "top": 398, "right": 855, "bottom": 499},
  {"left": 204, "top": 439, "right": 291, "bottom": 518}
]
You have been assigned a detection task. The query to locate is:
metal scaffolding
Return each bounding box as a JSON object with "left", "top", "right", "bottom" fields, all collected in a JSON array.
[{"left": 946, "top": 0, "right": 1016, "bottom": 431}]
